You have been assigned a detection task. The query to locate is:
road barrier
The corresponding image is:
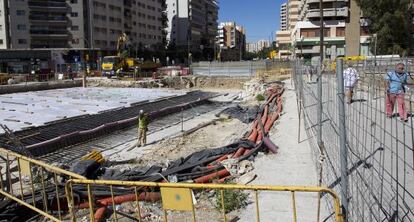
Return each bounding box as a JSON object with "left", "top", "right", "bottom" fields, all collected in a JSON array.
[
  {"left": 65, "top": 179, "right": 344, "bottom": 222},
  {"left": 0, "top": 147, "right": 85, "bottom": 221},
  {"left": 0, "top": 147, "right": 344, "bottom": 222}
]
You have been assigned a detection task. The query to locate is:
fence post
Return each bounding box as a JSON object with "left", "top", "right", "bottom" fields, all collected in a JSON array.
[
  {"left": 249, "top": 61, "right": 253, "bottom": 78},
  {"left": 336, "top": 58, "right": 348, "bottom": 221},
  {"left": 227, "top": 62, "right": 230, "bottom": 77},
  {"left": 208, "top": 61, "right": 211, "bottom": 77},
  {"left": 317, "top": 59, "right": 323, "bottom": 149},
  {"left": 297, "top": 60, "right": 304, "bottom": 143}
]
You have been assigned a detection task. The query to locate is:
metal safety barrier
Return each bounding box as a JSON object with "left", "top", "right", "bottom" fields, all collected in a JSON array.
[
  {"left": 0, "top": 147, "right": 85, "bottom": 221},
  {"left": 65, "top": 179, "right": 344, "bottom": 222}
]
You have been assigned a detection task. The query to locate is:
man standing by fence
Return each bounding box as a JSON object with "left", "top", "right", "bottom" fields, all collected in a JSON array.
[
  {"left": 343, "top": 62, "right": 359, "bottom": 104},
  {"left": 385, "top": 63, "right": 408, "bottom": 122}
]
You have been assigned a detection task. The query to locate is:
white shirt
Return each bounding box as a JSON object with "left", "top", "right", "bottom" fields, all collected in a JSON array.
[{"left": 343, "top": 67, "right": 359, "bottom": 88}]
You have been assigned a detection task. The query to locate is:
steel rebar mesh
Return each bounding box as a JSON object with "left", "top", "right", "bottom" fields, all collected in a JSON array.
[{"left": 293, "top": 58, "right": 414, "bottom": 222}]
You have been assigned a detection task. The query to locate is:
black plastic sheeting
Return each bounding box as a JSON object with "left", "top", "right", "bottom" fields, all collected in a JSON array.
[
  {"left": 217, "top": 105, "right": 259, "bottom": 123},
  {"left": 0, "top": 135, "right": 272, "bottom": 222},
  {"left": 70, "top": 140, "right": 256, "bottom": 182}
]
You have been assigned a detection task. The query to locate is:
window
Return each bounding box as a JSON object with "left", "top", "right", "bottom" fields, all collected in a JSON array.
[
  {"left": 71, "top": 26, "right": 79, "bottom": 31},
  {"left": 71, "top": 12, "right": 78, "bottom": 17},
  {"left": 300, "top": 28, "right": 330, "bottom": 38},
  {"left": 70, "top": 0, "right": 78, "bottom": 3},
  {"left": 17, "top": 24, "right": 26, "bottom": 30},
  {"left": 16, "top": 10, "right": 25, "bottom": 16},
  {"left": 0, "top": 25, "right": 2, "bottom": 31},
  {"left": 18, "top": 39, "right": 27, "bottom": 44},
  {"left": 336, "top": 27, "right": 345, "bottom": 37},
  {"left": 0, "top": 39, "right": 3, "bottom": 44},
  {"left": 360, "top": 27, "right": 370, "bottom": 36}
]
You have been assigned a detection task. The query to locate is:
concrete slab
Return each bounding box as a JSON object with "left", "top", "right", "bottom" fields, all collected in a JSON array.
[{"left": 0, "top": 87, "right": 185, "bottom": 133}]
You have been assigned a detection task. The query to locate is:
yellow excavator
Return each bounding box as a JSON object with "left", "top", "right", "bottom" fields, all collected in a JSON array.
[{"left": 101, "top": 33, "right": 138, "bottom": 78}]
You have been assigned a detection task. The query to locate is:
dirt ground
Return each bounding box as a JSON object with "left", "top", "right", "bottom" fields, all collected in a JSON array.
[{"left": 133, "top": 118, "right": 249, "bottom": 168}]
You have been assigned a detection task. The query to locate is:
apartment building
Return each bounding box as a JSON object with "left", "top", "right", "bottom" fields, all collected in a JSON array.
[
  {"left": 217, "top": 22, "right": 246, "bottom": 61},
  {"left": 291, "top": 0, "right": 369, "bottom": 63},
  {"left": 0, "top": 0, "right": 167, "bottom": 74},
  {"left": 75, "top": 0, "right": 167, "bottom": 50},
  {"left": 275, "top": 0, "right": 301, "bottom": 59},
  {"left": 165, "top": 0, "right": 218, "bottom": 60},
  {"left": 0, "top": 0, "right": 166, "bottom": 50},
  {"left": 246, "top": 42, "right": 259, "bottom": 53},
  {"left": 280, "top": 3, "right": 288, "bottom": 31}
]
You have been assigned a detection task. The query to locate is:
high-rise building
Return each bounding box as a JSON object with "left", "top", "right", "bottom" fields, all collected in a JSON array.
[
  {"left": 280, "top": 3, "right": 288, "bottom": 31},
  {"left": 217, "top": 22, "right": 246, "bottom": 61},
  {"left": 291, "top": 0, "right": 370, "bottom": 63},
  {"left": 165, "top": 0, "right": 218, "bottom": 60},
  {"left": 246, "top": 43, "right": 258, "bottom": 53},
  {"left": 275, "top": 0, "right": 301, "bottom": 59},
  {"left": 257, "top": 39, "right": 270, "bottom": 51},
  {"left": 0, "top": 0, "right": 167, "bottom": 50}
]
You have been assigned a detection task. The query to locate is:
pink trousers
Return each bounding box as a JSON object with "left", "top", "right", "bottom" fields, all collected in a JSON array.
[{"left": 386, "top": 93, "right": 407, "bottom": 119}]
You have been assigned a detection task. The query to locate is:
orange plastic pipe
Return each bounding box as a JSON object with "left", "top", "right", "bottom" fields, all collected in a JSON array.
[{"left": 194, "top": 169, "right": 230, "bottom": 183}]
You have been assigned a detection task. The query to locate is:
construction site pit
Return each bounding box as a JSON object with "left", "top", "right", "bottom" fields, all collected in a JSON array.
[{"left": 0, "top": 76, "right": 312, "bottom": 222}]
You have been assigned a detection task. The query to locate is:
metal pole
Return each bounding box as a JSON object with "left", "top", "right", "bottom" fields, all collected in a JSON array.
[
  {"left": 181, "top": 107, "right": 184, "bottom": 132},
  {"left": 336, "top": 58, "right": 348, "bottom": 221},
  {"left": 317, "top": 0, "right": 324, "bottom": 148},
  {"left": 374, "top": 34, "right": 377, "bottom": 66},
  {"left": 298, "top": 61, "right": 304, "bottom": 143}
]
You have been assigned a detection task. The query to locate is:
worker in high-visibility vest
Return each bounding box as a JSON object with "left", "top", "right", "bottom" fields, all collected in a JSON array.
[{"left": 137, "top": 110, "right": 149, "bottom": 147}]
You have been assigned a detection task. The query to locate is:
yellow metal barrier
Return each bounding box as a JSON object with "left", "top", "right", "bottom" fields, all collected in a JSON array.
[
  {"left": 0, "top": 147, "right": 85, "bottom": 221},
  {"left": 66, "top": 179, "right": 344, "bottom": 222}
]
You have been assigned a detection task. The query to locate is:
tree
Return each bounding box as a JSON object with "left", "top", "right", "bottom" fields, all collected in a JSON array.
[{"left": 355, "top": 0, "right": 413, "bottom": 56}]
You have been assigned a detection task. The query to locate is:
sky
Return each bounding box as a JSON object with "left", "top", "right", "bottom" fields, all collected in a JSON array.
[{"left": 218, "top": 0, "right": 286, "bottom": 43}]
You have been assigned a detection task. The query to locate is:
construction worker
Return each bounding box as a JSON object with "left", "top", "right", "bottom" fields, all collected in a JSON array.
[
  {"left": 116, "top": 68, "right": 122, "bottom": 78},
  {"left": 137, "top": 110, "right": 149, "bottom": 147}
]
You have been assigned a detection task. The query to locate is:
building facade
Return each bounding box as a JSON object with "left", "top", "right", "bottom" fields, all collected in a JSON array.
[
  {"left": 275, "top": 0, "right": 371, "bottom": 63},
  {"left": 0, "top": 0, "right": 167, "bottom": 50},
  {"left": 165, "top": 0, "right": 218, "bottom": 61},
  {"left": 293, "top": 0, "right": 370, "bottom": 63},
  {"left": 246, "top": 42, "right": 258, "bottom": 53},
  {"left": 275, "top": 0, "right": 301, "bottom": 59},
  {"left": 280, "top": 3, "right": 288, "bottom": 31},
  {"left": 216, "top": 22, "right": 245, "bottom": 61}
]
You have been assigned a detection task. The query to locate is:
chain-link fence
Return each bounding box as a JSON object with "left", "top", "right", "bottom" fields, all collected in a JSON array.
[
  {"left": 191, "top": 60, "right": 292, "bottom": 78},
  {"left": 293, "top": 58, "right": 414, "bottom": 221}
]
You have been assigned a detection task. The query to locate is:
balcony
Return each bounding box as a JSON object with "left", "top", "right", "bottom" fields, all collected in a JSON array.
[
  {"left": 30, "top": 29, "right": 69, "bottom": 37},
  {"left": 307, "top": 7, "right": 348, "bottom": 19},
  {"left": 28, "top": 0, "right": 68, "bottom": 12},
  {"left": 29, "top": 15, "right": 68, "bottom": 24}
]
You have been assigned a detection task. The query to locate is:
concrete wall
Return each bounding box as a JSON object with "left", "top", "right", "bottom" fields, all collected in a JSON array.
[{"left": 0, "top": 80, "right": 82, "bottom": 95}]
